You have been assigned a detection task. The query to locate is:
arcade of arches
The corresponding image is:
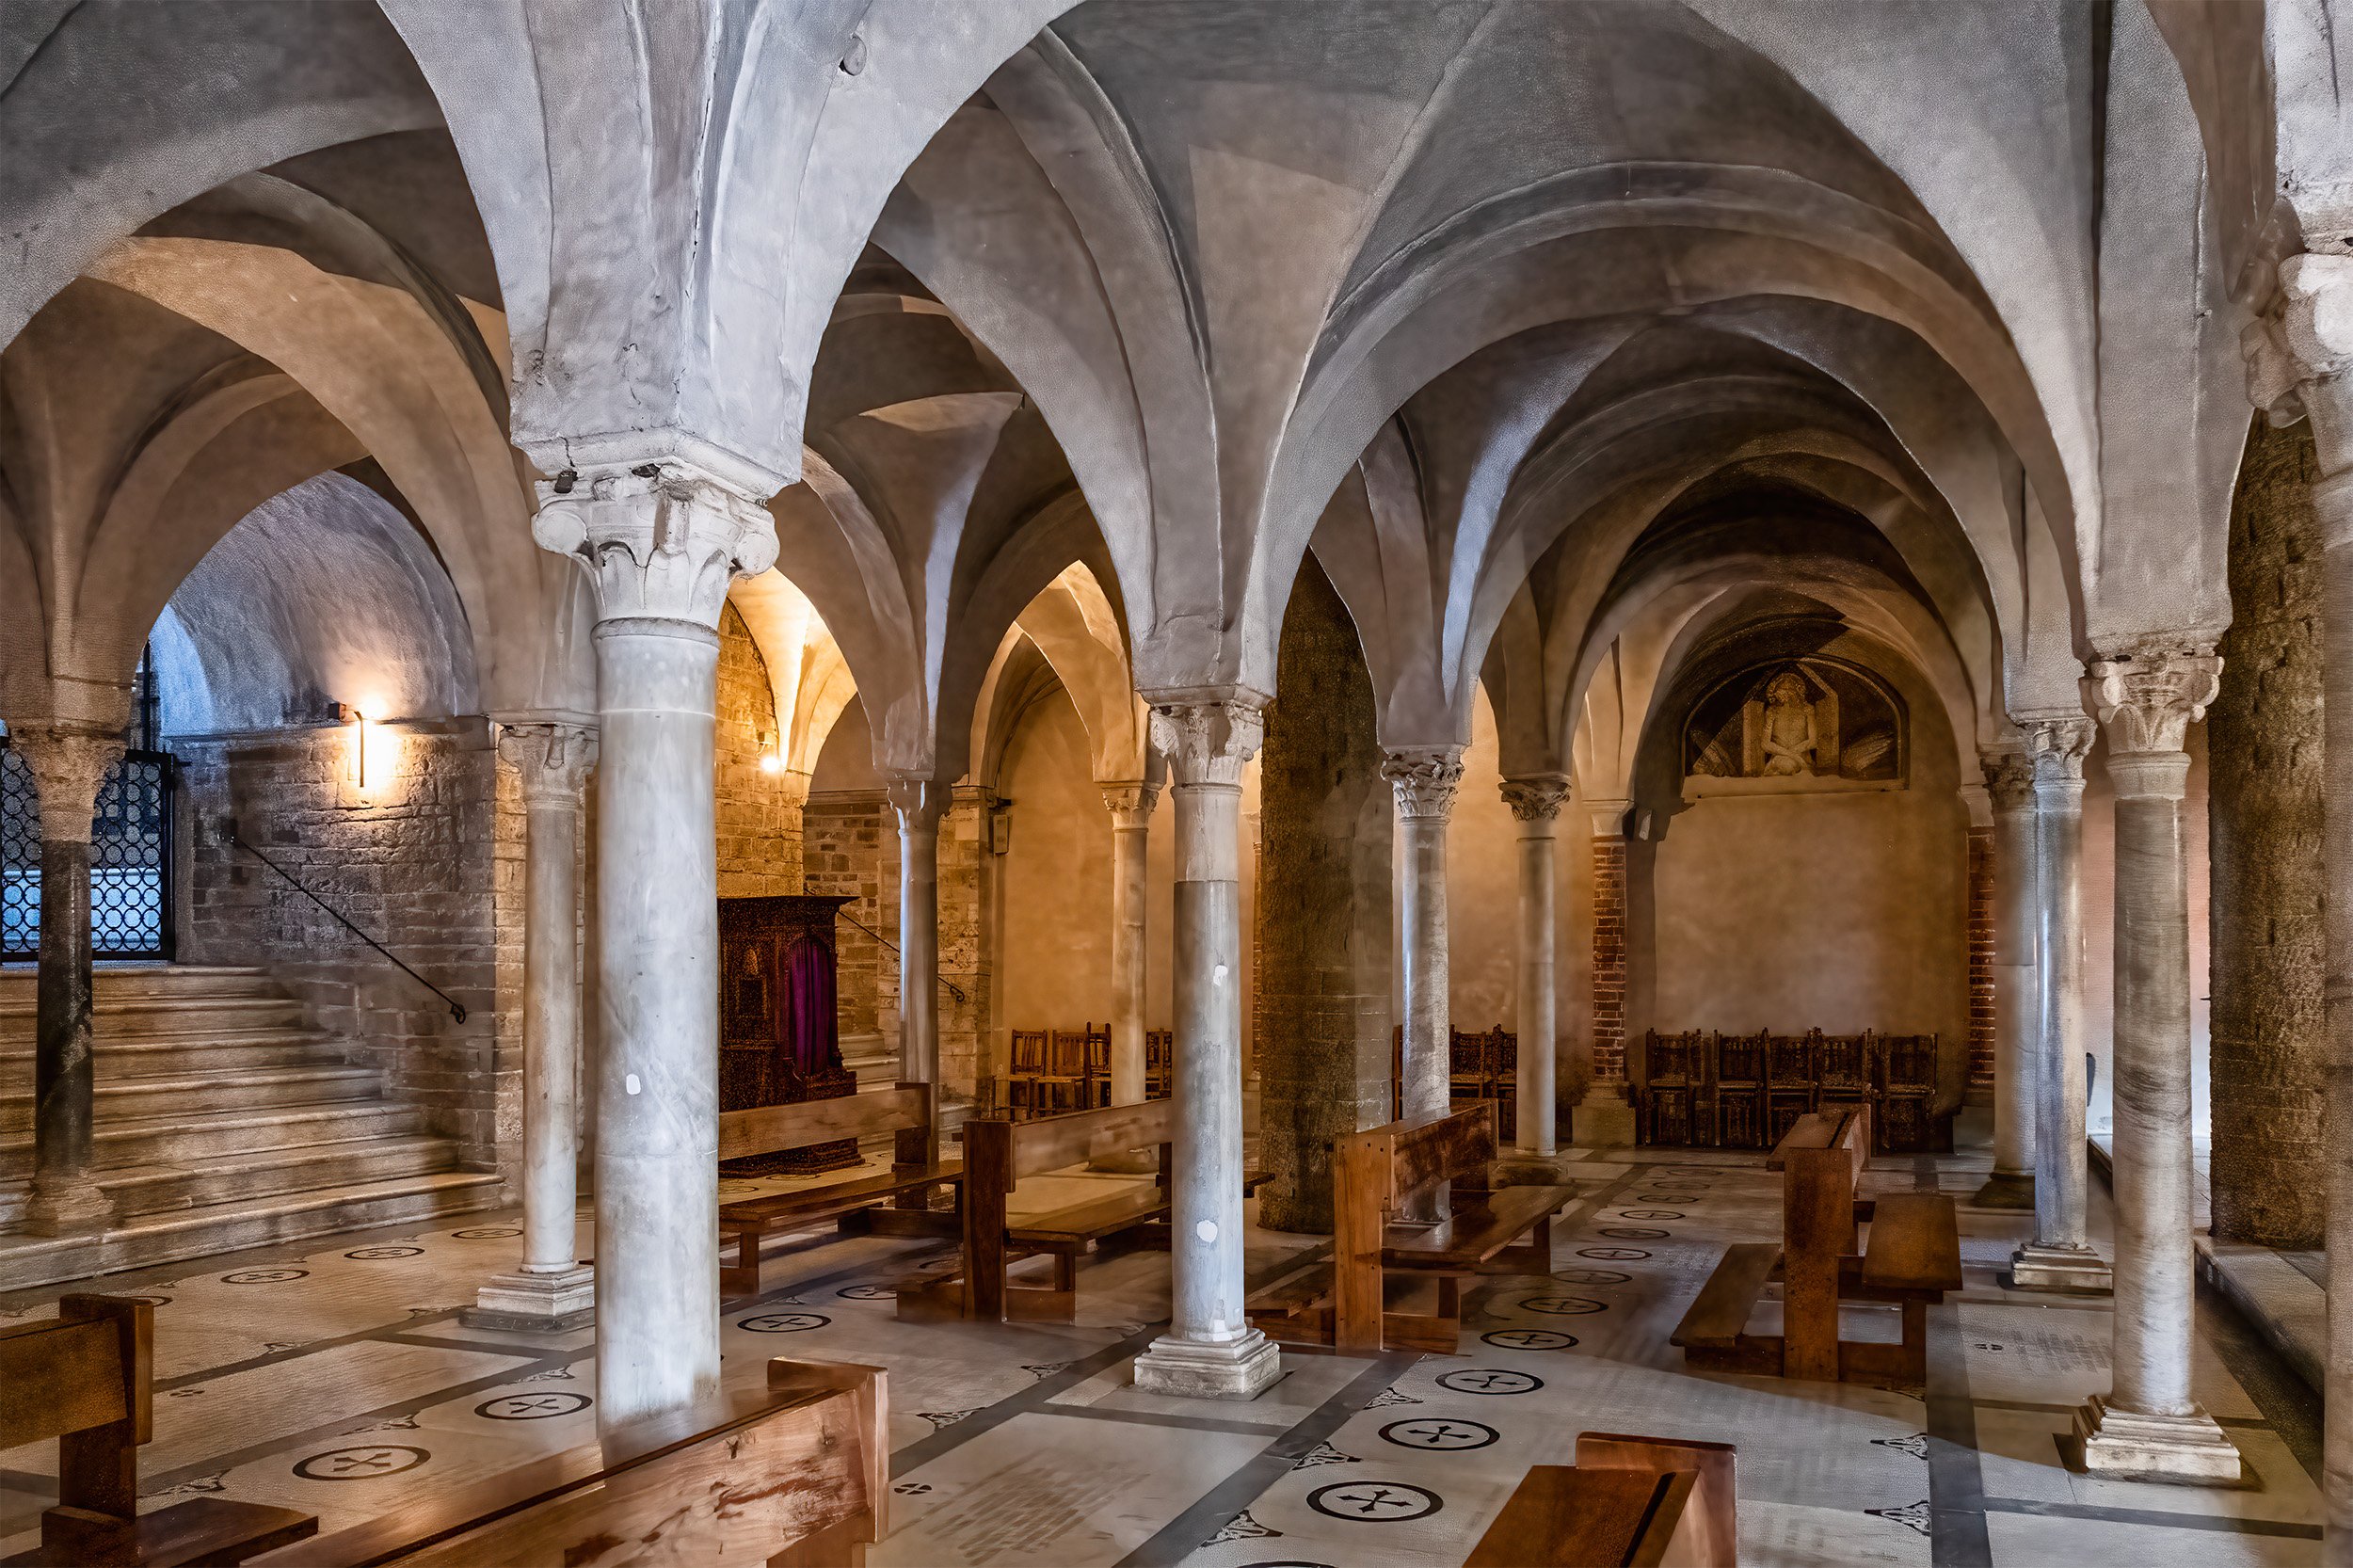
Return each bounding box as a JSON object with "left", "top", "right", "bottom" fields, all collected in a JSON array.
[{"left": 4, "top": 4, "right": 2353, "bottom": 1563}]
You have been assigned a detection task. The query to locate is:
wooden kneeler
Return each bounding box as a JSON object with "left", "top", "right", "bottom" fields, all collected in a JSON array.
[{"left": 1467, "top": 1431, "right": 1737, "bottom": 1568}]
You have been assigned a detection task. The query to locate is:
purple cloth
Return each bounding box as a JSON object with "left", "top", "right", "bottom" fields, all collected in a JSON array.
[{"left": 781, "top": 934, "right": 840, "bottom": 1076}]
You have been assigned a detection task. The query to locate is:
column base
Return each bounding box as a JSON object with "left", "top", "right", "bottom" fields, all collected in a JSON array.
[
  {"left": 1492, "top": 1155, "right": 1568, "bottom": 1186},
  {"left": 463, "top": 1264, "right": 597, "bottom": 1332},
  {"left": 1571, "top": 1083, "right": 1636, "bottom": 1149},
  {"left": 2009, "top": 1240, "right": 2113, "bottom": 1293},
  {"left": 23, "top": 1175, "right": 115, "bottom": 1237},
  {"left": 1131, "top": 1329, "right": 1281, "bottom": 1400},
  {"left": 1971, "top": 1171, "right": 2037, "bottom": 1210},
  {"left": 2075, "top": 1395, "right": 2245, "bottom": 1485}
]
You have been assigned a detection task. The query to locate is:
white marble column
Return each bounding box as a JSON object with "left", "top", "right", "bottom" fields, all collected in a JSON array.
[
  {"left": 471, "top": 722, "right": 598, "bottom": 1331},
  {"left": 2009, "top": 716, "right": 2114, "bottom": 1291},
  {"left": 1385, "top": 745, "right": 1462, "bottom": 1222},
  {"left": 2073, "top": 648, "right": 2242, "bottom": 1483},
  {"left": 1977, "top": 750, "right": 2040, "bottom": 1209},
  {"left": 14, "top": 727, "right": 124, "bottom": 1236},
  {"left": 1500, "top": 775, "right": 1569, "bottom": 1157},
  {"left": 532, "top": 457, "right": 776, "bottom": 1432},
  {"left": 1573, "top": 797, "right": 1638, "bottom": 1146},
  {"left": 1130, "top": 698, "right": 1280, "bottom": 1400},
  {"left": 1101, "top": 781, "right": 1158, "bottom": 1105},
  {"left": 889, "top": 778, "right": 941, "bottom": 1153}
]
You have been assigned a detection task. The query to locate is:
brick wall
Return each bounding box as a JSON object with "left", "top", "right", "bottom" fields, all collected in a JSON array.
[
  {"left": 802, "top": 791, "right": 888, "bottom": 1039},
  {"left": 715, "top": 604, "right": 802, "bottom": 895},
  {"left": 1965, "top": 824, "right": 1994, "bottom": 1093},
  {"left": 1590, "top": 832, "right": 1626, "bottom": 1082}
]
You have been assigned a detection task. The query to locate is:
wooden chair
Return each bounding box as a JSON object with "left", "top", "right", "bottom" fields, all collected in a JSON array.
[
  {"left": 1637, "top": 1030, "right": 1699, "bottom": 1146},
  {"left": 1875, "top": 1032, "right": 1941, "bottom": 1153},
  {"left": 1006, "top": 1029, "right": 1048, "bottom": 1117},
  {"left": 257, "top": 1359, "right": 885, "bottom": 1568},
  {"left": 1041, "top": 1030, "right": 1092, "bottom": 1113},
  {"left": 0, "top": 1295, "right": 316, "bottom": 1567},
  {"left": 1817, "top": 1032, "right": 1876, "bottom": 1123},
  {"left": 1467, "top": 1432, "right": 1737, "bottom": 1568},
  {"left": 1672, "top": 1104, "right": 1961, "bottom": 1389},
  {"left": 1764, "top": 1032, "right": 1818, "bottom": 1143},
  {"left": 716, "top": 1082, "right": 963, "bottom": 1300},
  {"left": 1248, "top": 1103, "right": 1577, "bottom": 1354},
  {"left": 1714, "top": 1031, "right": 1766, "bottom": 1150},
  {"left": 1144, "top": 1028, "right": 1173, "bottom": 1098},
  {"left": 1081, "top": 1021, "right": 1112, "bottom": 1108}
]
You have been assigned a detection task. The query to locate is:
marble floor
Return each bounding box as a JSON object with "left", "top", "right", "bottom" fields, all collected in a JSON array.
[{"left": 0, "top": 1145, "right": 2322, "bottom": 1565}]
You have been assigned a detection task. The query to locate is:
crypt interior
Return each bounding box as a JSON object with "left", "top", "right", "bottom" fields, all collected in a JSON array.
[{"left": 0, "top": 2, "right": 2348, "bottom": 1564}]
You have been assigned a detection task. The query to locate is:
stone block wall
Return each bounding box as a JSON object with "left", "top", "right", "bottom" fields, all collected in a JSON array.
[
  {"left": 715, "top": 604, "right": 802, "bottom": 895},
  {"left": 803, "top": 791, "right": 888, "bottom": 1039},
  {"left": 178, "top": 719, "right": 518, "bottom": 1170}
]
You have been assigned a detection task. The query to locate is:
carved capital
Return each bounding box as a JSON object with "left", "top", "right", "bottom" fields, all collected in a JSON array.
[
  {"left": 1498, "top": 774, "right": 1571, "bottom": 824},
  {"left": 2083, "top": 646, "right": 2220, "bottom": 760},
  {"left": 1979, "top": 749, "right": 2037, "bottom": 812},
  {"left": 1148, "top": 699, "right": 1263, "bottom": 789},
  {"left": 2019, "top": 715, "right": 2096, "bottom": 790},
  {"left": 1382, "top": 746, "right": 1465, "bottom": 821},
  {"left": 532, "top": 459, "right": 777, "bottom": 629},
  {"left": 886, "top": 776, "right": 941, "bottom": 829},
  {"left": 1099, "top": 781, "right": 1160, "bottom": 828},
  {"left": 497, "top": 722, "right": 596, "bottom": 809},
  {"left": 9, "top": 727, "right": 124, "bottom": 843}
]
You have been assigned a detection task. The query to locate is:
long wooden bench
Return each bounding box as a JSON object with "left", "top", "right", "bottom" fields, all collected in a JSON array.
[
  {"left": 717, "top": 1082, "right": 962, "bottom": 1300},
  {"left": 1672, "top": 1104, "right": 1961, "bottom": 1388},
  {"left": 1, "top": 1295, "right": 316, "bottom": 1566},
  {"left": 1249, "top": 1103, "right": 1577, "bottom": 1354},
  {"left": 1466, "top": 1431, "right": 1737, "bottom": 1568},
  {"left": 254, "top": 1358, "right": 886, "bottom": 1567},
  {"left": 898, "top": 1097, "right": 1264, "bottom": 1323}
]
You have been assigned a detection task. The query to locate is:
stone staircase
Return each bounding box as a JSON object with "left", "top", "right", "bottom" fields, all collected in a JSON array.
[{"left": 0, "top": 965, "right": 503, "bottom": 1289}]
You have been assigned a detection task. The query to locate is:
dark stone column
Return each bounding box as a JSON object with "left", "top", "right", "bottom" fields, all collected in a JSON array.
[
  {"left": 1256, "top": 561, "right": 1389, "bottom": 1234},
  {"left": 16, "top": 727, "right": 124, "bottom": 1235},
  {"left": 2208, "top": 415, "right": 2325, "bottom": 1249}
]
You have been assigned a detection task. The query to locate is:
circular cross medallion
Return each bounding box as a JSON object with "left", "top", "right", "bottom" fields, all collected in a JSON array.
[
  {"left": 1306, "top": 1481, "right": 1444, "bottom": 1521},
  {"left": 1381, "top": 1417, "right": 1498, "bottom": 1451},
  {"left": 1434, "top": 1368, "right": 1544, "bottom": 1396},
  {"left": 738, "top": 1312, "right": 831, "bottom": 1333},
  {"left": 1618, "top": 1209, "right": 1685, "bottom": 1221},
  {"left": 1550, "top": 1268, "right": 1630, "bottom": 1286},
  {"left": 476, "top": 1391, "right": 592, "bottom": 1421},
  {"left": 294, "top": 1445, "right": 430, "bottom": 1481},
  {"left": 1600, "top": 1227, "right": 1669, "bottom": 1240},
  {"left": 837, "top": 1284, "right": 896, "bottom": 1301},
  {"left": 1517, "top": 1296, "right": 1606, "bottom": 1318},
  {"left": 344, "top": 1246, "right": 424, "bottom": 1260},
  {"left": 220, "top": 1269, "right": 308, "bottom": 1285},
  {"left": 1577, "top": 1246, "right": 1650, "bottom": 1261},
  {"left": 452, "top": 1226, "right": 522, "bottom": 1240},
  {"left": 1482, "top": 1328, "right": 1577, "bottom": 1352}
]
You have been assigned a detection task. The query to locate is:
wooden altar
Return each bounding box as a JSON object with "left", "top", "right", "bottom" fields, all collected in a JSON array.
[{"left": 719, "top": 894, "right": 861, "bottom": 1176}]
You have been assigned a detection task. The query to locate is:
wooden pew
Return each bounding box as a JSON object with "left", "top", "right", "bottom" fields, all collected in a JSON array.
[
  {"left": 1, "top": 1295, "right": 316, "bottom": 1567},
  {"left": 1467, "top": 1430, "right": 1737, "bottom": 1568},
  {"left": 1673, "top": 1104, "right": 1961, "bottom": 1387},
  {"left": 1249, "top": 1104, "right": 1577, "bottom": 1354},
  {"left": 717, "top": 1081, "right": 962, "bottom": 1299},
  {"left": 255, "top": 1359, "right": 885, "bottom": 1568},
  {"left": 898, "top": 1097, "right": 1264, "bottom": 1323}
]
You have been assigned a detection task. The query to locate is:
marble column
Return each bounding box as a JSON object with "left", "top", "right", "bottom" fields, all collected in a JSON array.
[
  {"left": 14, "top": 727, "right": 124, "bottom": 1236},
  {"left": 1101, "top": 782, "right": 1158, "bottom": 1106},
  {"left": 470, "top": 722, "right": 598, "bottom": 1331},
  {"left": 1385, "top": 745, "right": 1462, "bottom": 1222},
  {"left": 1976, "top": 751, "right": 2040, "bottom": 1209},
  {"left": 1130, "top": 697, "right": 1281, "bottom": 1400},
  {"left": 2009, "top": 717, "right": 2114, "bottom": 1291},
  {"left": 1500, "top": 776, "right": 1569, "bottom": 1158},
  {"left": 532, "top": 456, "right": 777, "bottom": 1431},
  {"left": 889, "top": 778, "right": 941, "bottom": 1155},
  {"left": 2074, "top": 648, "right": 2242, "bottom": 1483},
  {"left": 1573, "top": 798, "right": 1638, "bottom": 1146}
]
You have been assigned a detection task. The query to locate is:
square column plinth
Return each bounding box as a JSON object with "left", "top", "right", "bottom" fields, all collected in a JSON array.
[
  {"left": 1131, "top": 1330, "right": 1282, "bottom": 1400},
  {"left": 2009, "top": 1240, "right": 2112, "bottom": 1292},
  {"left": 464, "top": 1264, "right": 597, "bottom": 1333},
  {"left": 2076, "top": 1396, "right": 2245, "bottom": 1485}
]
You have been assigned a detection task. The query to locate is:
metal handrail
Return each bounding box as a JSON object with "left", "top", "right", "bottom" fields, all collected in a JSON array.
[
  {"left": 836, "top": 908, "right": 969, "bottom": 1005},
  {"left": 228, "top": 832, "right": 468, "bottom": 1023}
]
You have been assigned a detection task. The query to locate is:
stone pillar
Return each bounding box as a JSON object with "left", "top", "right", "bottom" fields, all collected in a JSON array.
[
  {"left": 2074, "top": 647, "right": 2241, "bottom": 1483},
  {"left": 470, "top": 722, "right": 598, "bottom": 1331},
  {"left": 1500, "top": 776, "right": 1569, "bottom": 1158},
  {"left": 1101, "top": 782, "right": 1157, "bottom": 1106},
  {"left": 1130, "top": 697, "right": 1281, "bottom": 1400},
  {"left": 1976, "top": 752, "right": 2039, "bottom": 1209},
  {"left": 532, "top": 458, "right": 776, "bottom": 1431},
  {"left": 2009, "top": 717, "right": 2114, "bottom": 1291},
  {"left": 1573, "top": 798, "right": 1637, "bottom": 1146},
  {"left": 889, "top": 778, "right": 941, "bottom": 1152},
  {"left": 14, "top": 728, "right": 124, "bottom": 1235},
  {"left": 1385, "top": 745, "right": 1462, "bottom": 1222}
]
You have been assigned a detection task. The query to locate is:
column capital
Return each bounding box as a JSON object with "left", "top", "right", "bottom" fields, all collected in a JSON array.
[
  {"left": 1382, "top": 745, "right": 1465, "bottom": 821},
  {"left": 497, "top": 722, "right": 597, "bottom": 808},
  {"left": 532, "top": 457, "right": 777, "bottom": 629},
  {"left": 776, "top": 768, "right": 813, "bottom": 809},
  {"left": 2019, "top": 713, "right": 2096, "bottom": 790},
  {"left": 1149, "top": 698, "right": 1264, "bottom": 789},
  {"left": 9, "top": 727, "right": 123, "bottom": 844},
  {"left": 1979, "top": 749, "right": 2037, "bottom": 812},
  {"left": 1498, "top": 774, "right": 1571, "bottom": 824},
  {"left": 1584, "top": 796, "right": 1632, "bottom": 840},
  {"left": 1099, "top": 780, "right": 1160, "bottom": 827},
  {"left": 2083, "top": 645, "right": 2220, "bottom": 759},
  {"left": 886, "top": 776, "right": 942, "bottom": 826}
]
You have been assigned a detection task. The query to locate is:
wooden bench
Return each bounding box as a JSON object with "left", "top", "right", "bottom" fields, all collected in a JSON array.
[
  {"left": 254, "top": 1358, "right": 885, "bottom": 1567},
  {"left": 1, "top": 1295, "right": 316, "bottom": 1566},
  {"left": 1249, "top": 1103, "right": 1577, "bottom": 1354},
  {"left": 898, "top": 1097, "right": 1264, "bottom": 1323},
  {"left": 1466, "top": 1431, "right": 1737, "bottom": 1568},
  {"left": 1673, "top": 1104, "right": 1961, "bottom": 1388},
  {"left": 717, "top": 1081, "right": 962, "bottom": 1300}
]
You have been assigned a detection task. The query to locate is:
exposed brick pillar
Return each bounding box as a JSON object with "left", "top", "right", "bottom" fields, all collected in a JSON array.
[
  {"left": 1590, "top": 831, "right": 1627, "bottom": 1084},
  {"left": 1966, "top": 823, "right": 1996, "bottom": 1094}
]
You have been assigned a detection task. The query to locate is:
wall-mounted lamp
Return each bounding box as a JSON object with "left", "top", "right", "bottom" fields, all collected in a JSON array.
[
  {"left": 757, "top": 727, "right": 783, "bottom": 775},
  {"left": 336, "top": 702, "right": 368, "bottom": 788}
]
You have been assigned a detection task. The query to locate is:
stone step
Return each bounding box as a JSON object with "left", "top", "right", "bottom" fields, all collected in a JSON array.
[
  {"left": 0, "top": 1168, "right": 507, "bottom": 1292},
  {"left": 0, "top": 1063, "right": 383, "bottom": 1135},
  {"left": 73, "top": 1134, "right": 465, "bottom": 1222},
  {"left": 0, "top": 964, "right": 280, "bottom": 1002},
  {"left": 0, "top": 994, "right": 308, "bottom": 1042},
  {"left": 0, "top": 1099, "right": 430, "bottom": 1177},
  {"left": 0, "top": 1031, "right": 354, "bottom": 1080}
]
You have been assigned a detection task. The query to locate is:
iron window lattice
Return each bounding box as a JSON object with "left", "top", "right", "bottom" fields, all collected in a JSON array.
[{"left": 0, "top": 742, "right": 177, "bottom": 962}]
